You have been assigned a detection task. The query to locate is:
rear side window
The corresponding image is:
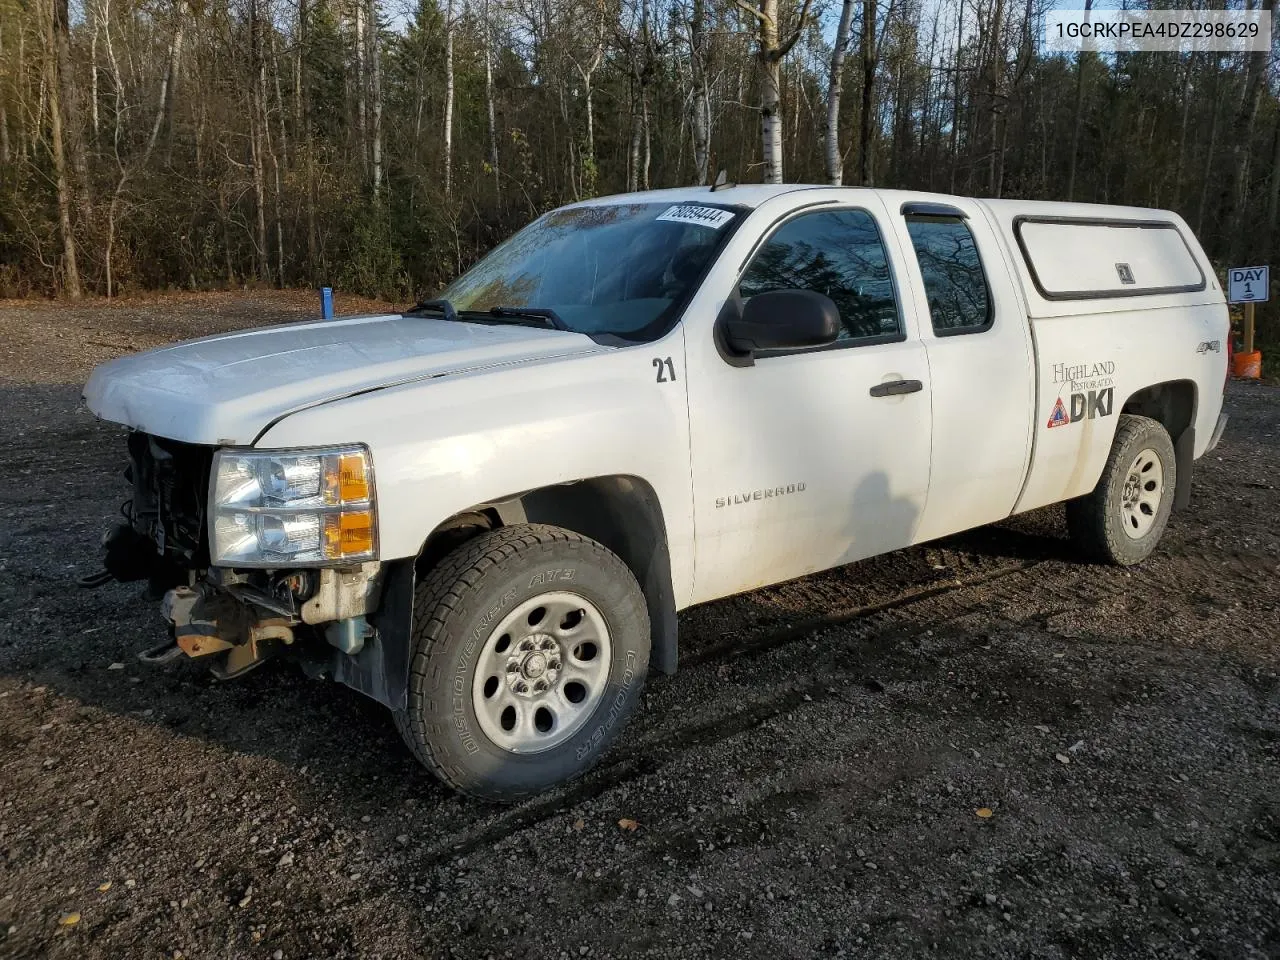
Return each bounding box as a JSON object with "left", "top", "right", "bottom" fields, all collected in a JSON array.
[
  {"left": 1014, "top": 217, "right": 1205, "bottom": 300},
  {"left": 739, "top": 209, "right": 901, "bottom": 345},
  {"left": 906, "top": 216, "right": 992, "bottom": 335}
]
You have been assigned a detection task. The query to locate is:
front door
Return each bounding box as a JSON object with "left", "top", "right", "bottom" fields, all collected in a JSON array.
[{"left": 685, "top": 198, "right": 933, "bottom": 604}]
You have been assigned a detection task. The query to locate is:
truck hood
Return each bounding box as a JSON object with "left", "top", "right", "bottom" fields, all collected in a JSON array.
[{"left": 83, "top": 313, "right": 602, "bottom": 445}]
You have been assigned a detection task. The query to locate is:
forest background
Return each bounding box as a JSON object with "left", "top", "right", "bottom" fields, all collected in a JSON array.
[{"left": 0, "top": 0, "right": 1276, "bottom": 365}]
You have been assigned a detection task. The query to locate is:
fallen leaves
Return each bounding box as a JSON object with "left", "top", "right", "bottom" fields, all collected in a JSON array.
[
  {"left": 572, "top": 818, "right": 585, "bottom": 832},
  {"left": 58, "top": 912, "right": 80, "bottom": 927},
  {"left": 96, "top": 882, "right": 111, "bottom": 892},
  {"left": 975, "top": 808, "right": 994, "bottom": 819},
  {"left": 617, "top": 818, "right": 640, "bottom": 832}
]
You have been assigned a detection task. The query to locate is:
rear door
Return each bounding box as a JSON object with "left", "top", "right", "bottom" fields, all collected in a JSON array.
[{"left": 885, "top": 197, "right": 1036, "bottom": 543}]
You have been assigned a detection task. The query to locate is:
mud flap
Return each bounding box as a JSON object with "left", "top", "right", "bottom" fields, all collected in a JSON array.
[
  {"left": 1174, "top": 426, "right": 1194, "bottom": 511},
  {"left": 330, "top": 558, "right": 414, "bottom": 711}
]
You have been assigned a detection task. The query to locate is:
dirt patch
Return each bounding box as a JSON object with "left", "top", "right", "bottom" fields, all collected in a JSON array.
[
  {"left": 0, "top": 290, "right": 396, "bottom": 387},
  {"left": 1, "top": 297, "right": 1277, "bottom": 959}
]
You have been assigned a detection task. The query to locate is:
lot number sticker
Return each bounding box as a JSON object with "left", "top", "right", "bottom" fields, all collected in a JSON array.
[
  {"left": 1228, "top": 265, "right": 1269, "bottom": 303},
  {"left": 655, "top": 205, "right": 736, "bottom": 229}
]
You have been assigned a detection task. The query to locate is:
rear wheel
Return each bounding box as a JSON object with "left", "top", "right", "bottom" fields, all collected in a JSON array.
[
  {"left": 1066, "top": 414, "right": 1176, "bottom": 566},
  {"left": 394, "top": 524, "right": 650, "bottom": 801}
]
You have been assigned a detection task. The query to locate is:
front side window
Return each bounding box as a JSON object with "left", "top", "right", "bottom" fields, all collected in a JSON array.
[
  {"left": 738, "top": 209, "right": 902, "bottom": 345},
  {"left": 439, "top": 202, "right": 743, "bottom": 342},
  {"left": 905, "top": 216, "right": 992, "bottom": 335}
]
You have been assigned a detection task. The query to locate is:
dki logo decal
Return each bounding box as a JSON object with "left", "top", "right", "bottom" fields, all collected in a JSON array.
[{"left": 1047, "top": 387, "right": 1114, "bottom": 429}]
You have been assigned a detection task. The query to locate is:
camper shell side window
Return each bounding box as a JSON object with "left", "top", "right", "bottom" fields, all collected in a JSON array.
[{"left": 1013, "top": 216, "right": 1206, "bottom": 302}]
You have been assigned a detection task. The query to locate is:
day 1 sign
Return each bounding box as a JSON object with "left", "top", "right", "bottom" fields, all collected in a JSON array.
[{"left": 1228, "top": 265, "right": 1269, "bottom": 304}]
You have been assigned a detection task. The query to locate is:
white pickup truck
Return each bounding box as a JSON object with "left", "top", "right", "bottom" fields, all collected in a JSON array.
[{"left": 83, "top": 185, "right": 1229, "bottom": 800}]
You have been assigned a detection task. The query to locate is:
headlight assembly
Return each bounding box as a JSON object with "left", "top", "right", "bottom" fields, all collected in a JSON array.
[{"left": 209, "top": 446, "right": 377, "bottom": 567}]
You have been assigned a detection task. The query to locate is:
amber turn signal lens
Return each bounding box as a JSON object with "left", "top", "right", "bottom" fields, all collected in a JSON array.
[
  {"left": 324, "top": 510, "right": 375, "bottom": 559},
  {"left": 338, "top": 453, "right": 370, "bottom": 502}
]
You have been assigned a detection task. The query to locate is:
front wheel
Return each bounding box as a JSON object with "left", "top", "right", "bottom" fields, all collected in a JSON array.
[
  {"left": 394, "top": 524, "right": 650, "bottom": 801},
  {"left": 1066, "top": 414, "right": 1176, "bottom": 566}
]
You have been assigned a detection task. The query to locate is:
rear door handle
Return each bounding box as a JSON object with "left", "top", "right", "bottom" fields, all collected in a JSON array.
[{"left": 869, "top": 379, "right": 923, "bottom": 398}]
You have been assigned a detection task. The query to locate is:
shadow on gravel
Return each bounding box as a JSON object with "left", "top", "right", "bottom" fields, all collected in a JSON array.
[
  {"left": 0, "top": 507, "right": 1081, "bottom": 809},
  {"left": 937, "top": 508, "right": 1078, "bottom": 564}
]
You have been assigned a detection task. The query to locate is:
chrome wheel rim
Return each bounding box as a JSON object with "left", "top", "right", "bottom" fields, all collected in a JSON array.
[
  {"left": 1119, "top": 447, "right": 1164, "bottom": 540},
  {"left": 471, "top": 592, "right": 612, "bottom": 754}
]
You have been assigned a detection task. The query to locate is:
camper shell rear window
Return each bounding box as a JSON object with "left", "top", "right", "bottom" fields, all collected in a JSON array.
[{"left": 1013, "top": 216, "right": 1206, "bottom": 301}]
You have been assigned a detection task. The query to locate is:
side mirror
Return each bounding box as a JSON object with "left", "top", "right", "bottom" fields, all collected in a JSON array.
[{"left": 720, "top": 289, "right": 840, "bottom": 357}]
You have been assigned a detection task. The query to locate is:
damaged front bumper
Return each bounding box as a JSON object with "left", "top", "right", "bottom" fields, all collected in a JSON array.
[
  {"left": 85, "top": 430, "right": 416, "bottom": 709},
  {"left": 155, "top": 563, "right": 383, "bottom": 680}
]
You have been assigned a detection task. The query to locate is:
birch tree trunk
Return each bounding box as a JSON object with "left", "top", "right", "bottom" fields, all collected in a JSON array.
[
  {"left": 147, "top": 4, "right": 185, "bottom": 157},
  {"left": 369, "top": 0, "right": 383, "bottom": 196},
  {"left": 947, "top": 0, "right": 963, "bottom": 192},
  {"left": 628, "top": 89, "right": 643, "bottom": 191},
  {"left": 249, "top": 0, "right": 269, "bottom": 281},
  {"left": 354, "top": 0, "right": 367, "bottom": 177},
  {"left": 483, "top": 0, "right": 500, "bottom": 196},
  {"left": 689, "top": 0, "right": 710, "bottom": 184},
  {"left": 857, "top": 0, "right": 877, "bottom": 184},
  {"left": 269, "top": 28, "right": 289, "bottom": 169},
  {"left": 89, "top": 9, "right": 100, "bottom": 138},
  {"left": 984, "top": 0, "right": 1003, "bottom": 195},
  {"left": 758, "top": 0, "right": 784, "bottom": 183},
  {"left": 642, "top": 96, "right": 651, "bottom": 189},
  {"left": 574, "top": 6, "right": 605, "bottom": 196},
  {"left": 825, "top": 0, "right": 855, "bottom": 184},
  {"left": 298, "top": 0, "right": 317, "bottom": 279},
  {"left": 738, "top": 0, "right": 813, "bottom": 184},
  {"left": 443, "top": 0, "right": 455, "bottom": 200},
  {"left": 626, "top": 0, "right": 652, "bottom": 192},
  {"left": 44, "top": 0, "right": 81, "bottom": 297}
]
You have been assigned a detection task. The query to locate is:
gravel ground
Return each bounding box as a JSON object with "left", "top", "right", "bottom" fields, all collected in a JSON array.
[{"left": 1, "top": 294, "right": 1278, "bottom": 960}]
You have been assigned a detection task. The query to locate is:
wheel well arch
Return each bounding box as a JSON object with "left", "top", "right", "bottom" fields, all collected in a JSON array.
[
  {"left": 1119, "top": 379, "right": 1197, "bottom": 510},
  {"left": 413, "top": 475, "right": 679, "bottom": 675},
  {"left": 1120, "top": 379, "right": 1197, "bottom": 439}
]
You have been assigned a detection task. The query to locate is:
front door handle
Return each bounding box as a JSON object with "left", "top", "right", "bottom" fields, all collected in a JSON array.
[{"left": 869, "top": 379, "right": 923, "bottom": 398}]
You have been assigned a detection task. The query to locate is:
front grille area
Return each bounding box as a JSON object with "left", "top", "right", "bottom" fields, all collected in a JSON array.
[{"left": 125, "top": 432, "right": 214, "bottom": 569}]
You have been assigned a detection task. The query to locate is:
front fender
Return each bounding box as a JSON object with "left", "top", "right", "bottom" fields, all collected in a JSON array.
[{"left": 255, "top": 331, "right": 697, "bottom": 608}]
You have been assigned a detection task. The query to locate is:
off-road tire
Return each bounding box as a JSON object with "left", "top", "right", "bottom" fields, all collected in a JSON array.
[
  {"left": 393, "top": 524, "right": 650, "bottom": 801},
  {"left": 1066, "top": 414, "right": 1176, "bottom": 566}
]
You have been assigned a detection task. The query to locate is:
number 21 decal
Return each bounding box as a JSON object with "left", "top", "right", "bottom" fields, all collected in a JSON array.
[{"left": 653, "top": 357, "right": 677, "bottom": 383}]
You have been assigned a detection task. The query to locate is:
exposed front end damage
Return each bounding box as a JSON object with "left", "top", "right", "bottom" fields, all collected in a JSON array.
[
  {"left": 157, "top": 563, "right": 381, "bottom": 679},
  {"left": 89, "top": 431, "right": 411, "bottom": 705}
]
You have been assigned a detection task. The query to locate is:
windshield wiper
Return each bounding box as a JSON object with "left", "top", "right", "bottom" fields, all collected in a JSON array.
[
  {"left": 480, "top": 306, "right": 567, "bottom": 331},
  {"left": 403, "top": 298, "right": 459, "bottom": 322}
]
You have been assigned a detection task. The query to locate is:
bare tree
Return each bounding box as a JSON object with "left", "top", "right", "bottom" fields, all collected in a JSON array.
[
  {"left": 687, "top": 0, "right": 711, "bottom": 184},
  {"left": 3, "top": 0, "right": 1280, "bottom": 306},
  {"left": 571, "top": 0, "right": 607, "bottom": 195},
  {"left": 43, "top": 0, "right": 81, "bottom": 297},
  {"left": 483, "top": 0, "right": 501, "bottom": 194},
  {"left": 444, "top": 0, "right": 456, "bottom": 200},
  {"left": 369, "top": 0, "right": 383, "bottom": 195},
  {"left": 825, "top": 0, "right": 855, "bottom": 184},
  {"left": 147, "top": 1, "right": 186, "bottom": 158},
  {"left": 1066, "top": 0, "right": 1091, "bottom": 200},
  {"left": 735, "top": 0, "right": 813, "bottom": 183}
]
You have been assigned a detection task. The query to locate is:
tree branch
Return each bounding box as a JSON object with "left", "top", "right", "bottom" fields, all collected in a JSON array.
[
  {"left": 729, "top": 0, "right": 773, "bottom": 27},
  {"left": 775, "top": 0, "right": 815, "bottom": 59}
]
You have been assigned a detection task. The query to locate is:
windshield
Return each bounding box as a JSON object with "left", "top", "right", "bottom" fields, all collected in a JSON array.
[{"left": 438, "top": 201, "right": 745, "bottom": 342}]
